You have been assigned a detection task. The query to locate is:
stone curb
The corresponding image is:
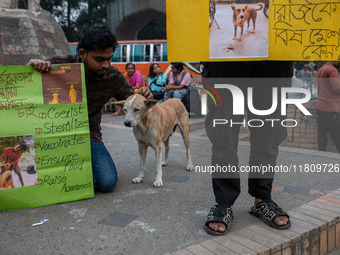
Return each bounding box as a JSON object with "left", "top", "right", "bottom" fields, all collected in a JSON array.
[{"left": 165, "top": 189, "right": 340, "bottom": 255}]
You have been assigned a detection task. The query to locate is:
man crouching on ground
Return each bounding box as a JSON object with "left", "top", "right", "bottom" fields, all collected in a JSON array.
[{"left": 27, "top": 24, "right": 152, "bottom": 192}]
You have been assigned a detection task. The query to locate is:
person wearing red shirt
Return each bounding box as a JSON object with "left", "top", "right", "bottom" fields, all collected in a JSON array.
[
  {"left": 2, "top": 141, "right": 28, "bottom": 186},
  {"left": 315, "top": 61, "right": 340, "bottom": 152}
]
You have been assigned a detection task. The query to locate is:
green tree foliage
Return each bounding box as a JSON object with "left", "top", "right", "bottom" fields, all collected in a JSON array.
[
  {"left": 0, "top": 137, "right": 17, "bottom": 159},
  {"left": 137, "top": 16, "right": 166, "bottom": 40},
  {"left": 19, "top": 0, "right": 167, "bottom": 42},
  {"left": 74, "top": 0, "right": 108, "bottom": 40},
  {"left": 19, "top": 0, "right": 108, "bottom": 42}
]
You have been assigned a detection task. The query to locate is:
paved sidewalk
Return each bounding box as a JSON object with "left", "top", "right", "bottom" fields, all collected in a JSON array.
[{"left": 1, "top": 114, "right": 339, "bottom": 255}]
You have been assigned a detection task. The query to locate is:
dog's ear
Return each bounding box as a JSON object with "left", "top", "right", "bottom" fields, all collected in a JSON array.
[
  {"left": 231, "top": 5, "right": 235, "bottom": 10},
  {"left": 244, "top": 6, "right": 248, "bottom": 10},
  {"left": 144, "top": 99, "right": 157, "bottom": 109},
  {"left": 111, "top": 100, "right": 126, "bottom": 107}
]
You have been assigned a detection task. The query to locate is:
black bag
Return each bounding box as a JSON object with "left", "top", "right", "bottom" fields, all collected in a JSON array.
[
  {"left": 27, "top": 165, "right": 36, "bottom": 174},
  {"left": 186, "top": 85, "right": 202, "bottom": 118},
  {"left": 151, "top": 90, "right": 165, "bottom": 100}
]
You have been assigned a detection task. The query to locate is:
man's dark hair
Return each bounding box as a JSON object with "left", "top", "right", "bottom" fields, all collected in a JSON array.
[
  {"left": 77, "top": 24, "right": 119, "bottom": 53},
  {"left": 18, "top": 141, "right": 27, "bottom": 151},
  {"left": 171, "top": 62, "right": 184, "bottom": 72}
]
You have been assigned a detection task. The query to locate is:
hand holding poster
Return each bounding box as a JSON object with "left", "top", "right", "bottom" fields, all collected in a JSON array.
[
  {"left": 167, "top": 0, "right": 340, "bottom": 61},
  {"left": 0, "top": 64, "right": 94, "bottom": 210}
]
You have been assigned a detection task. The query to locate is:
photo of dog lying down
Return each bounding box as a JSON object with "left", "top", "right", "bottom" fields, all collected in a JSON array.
[
  {"left": 1, "top": 163, "right": 13, "bottom": 175},
  {"left": 0, "top": 163, "right": 15, "bottom": 190},
  {"left": 113, "top": 95, "right": 194, "bottom": 187},
  {"left": 0, "top": 163, "right": 15, "bottom": 189}
]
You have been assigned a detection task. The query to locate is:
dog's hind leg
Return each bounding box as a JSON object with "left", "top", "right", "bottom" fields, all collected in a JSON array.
[
  {"left": 247, "top": 18, "right": 251, "bottom": 31},
  {"left": 162, "top": 137, "right": 170, "bottom": 167},
  {"left": 132, "top": 143, "right": 147, "bottom": 183},
  {"left": 153, "top": 145, "right": 163, "bottom": 188},
  {"left": 251, "top": 12, "right": 257, "bottom": 32},
  {"left": 177, "top": 119, "right": 195, "bottom": 171}
]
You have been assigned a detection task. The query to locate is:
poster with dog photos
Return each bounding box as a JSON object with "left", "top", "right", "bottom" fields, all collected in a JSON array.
[
  {"left": 0, "top": 64, "right": 94, "bottom": 210},
  {"left": 166, "top": 0, "right": 340, "bottom": 61}
]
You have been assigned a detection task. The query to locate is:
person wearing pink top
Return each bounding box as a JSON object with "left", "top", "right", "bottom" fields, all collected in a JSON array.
[
  {"left": 163, "top": 62, "right": 192, "bottom": 101},
  {"left": 113, "top": 63, "right": 145, "bottom": 116},
  {"left": 315, "top": 61, "right": 340, "bottom": 152},
  {"left": 124, "top": 63, "right": 144, "bottom": 92}
]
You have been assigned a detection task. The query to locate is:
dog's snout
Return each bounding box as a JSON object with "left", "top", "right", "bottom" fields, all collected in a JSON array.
[
  {"left": 124, "top": 120, "right": 131, "bottom": 127},
  {"left": 240, "top": 14, "right": 244, "bottom": 19}
]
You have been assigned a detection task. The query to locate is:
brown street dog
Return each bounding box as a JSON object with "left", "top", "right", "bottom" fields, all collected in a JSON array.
[
  {"left": 0, "top": 163, "right": 13, "bottom": 174},
  {"left": 0, "top": 171, "right": 15, "bottom": 189},
  {"left": 231, "top": 3, "right": 264, "bottom": 41},
  {"left": 113, "top": 94, "right": 194, "bottom": 187}
]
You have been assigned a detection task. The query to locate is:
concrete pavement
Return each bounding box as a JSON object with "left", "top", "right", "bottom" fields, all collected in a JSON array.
[{"left": 1, "top": 114, "right": 340, "bottom": 255}]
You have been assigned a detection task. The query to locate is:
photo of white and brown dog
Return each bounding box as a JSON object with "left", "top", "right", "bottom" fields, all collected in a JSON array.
[
  {"left": 0, "top": 170, "right": 15, "bottom": 189},
  {"left": 1, "top": 163, "right": 13, "bottom": 174},
  {"left": 113, "top": 94, "right": 194, "bottom": 187},
  {"left": 232, "top": 3, "right": 264, "bottom": 41}
]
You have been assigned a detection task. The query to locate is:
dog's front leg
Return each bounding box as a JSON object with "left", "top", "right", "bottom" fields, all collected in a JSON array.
[
  {"left": 153, "top": 145, "right": 163, "bottom": 188},
  {"left": 233, "top": 25, "right": 237, "bottom": 40},
  {"left": 132, "top": 143, "right": 147, "bottom": 183},
  {"left": 239, "top": 26, "right": 244, "bottom": 41},
  {"left": 162, "top": 137, "right": 170, "bottom": 167}
]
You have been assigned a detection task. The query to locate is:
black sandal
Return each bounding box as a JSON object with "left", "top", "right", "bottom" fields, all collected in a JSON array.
[
  {"left": 204, "top": 205, "right": 233, "bottom": 236},
  {"left": 249, "top": 199, "right": 291, "bottom": 230}
]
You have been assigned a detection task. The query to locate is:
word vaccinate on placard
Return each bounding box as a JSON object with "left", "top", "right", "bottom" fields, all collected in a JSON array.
[
  {"left": 166, "top": 0, "right": 340, "bottom": 61},
  {"left": 0, "top": 64, "right": 94, "bottom": 210}
]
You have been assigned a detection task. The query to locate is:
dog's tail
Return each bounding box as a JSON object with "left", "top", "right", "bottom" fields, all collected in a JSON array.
[{"left": 256, "top": 2, "right": 264, "bottom": 11}]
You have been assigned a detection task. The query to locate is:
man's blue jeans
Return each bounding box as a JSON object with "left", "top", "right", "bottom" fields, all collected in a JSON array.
[
  {"left": 164, "top": 88, "right": 188, "bottom": 101},
  {"left": 90, "top": 141, "right": 118, "bottom": 192}
]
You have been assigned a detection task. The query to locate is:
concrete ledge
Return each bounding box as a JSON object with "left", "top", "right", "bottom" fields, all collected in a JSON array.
[{"left": 166, "top": 189, "right": 340, "bottom": 255}]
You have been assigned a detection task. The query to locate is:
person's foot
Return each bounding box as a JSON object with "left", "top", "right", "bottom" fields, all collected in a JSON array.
[
  {"left": 254, "top": 198, "right": 289, "bottom": 227},
  {"left": 208, "top": 222, "right": 226, "bottom": 233},
  {"left": 204, "top": 205, "right": 233, "bottom": 236},
  {"left": 250, "top": 198, "right": 291, "bottom": 230}
]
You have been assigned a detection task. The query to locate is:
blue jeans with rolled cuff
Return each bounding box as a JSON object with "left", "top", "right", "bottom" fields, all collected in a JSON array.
[{"left": 90, "top": 141, "right": 118, "bottom": 192}]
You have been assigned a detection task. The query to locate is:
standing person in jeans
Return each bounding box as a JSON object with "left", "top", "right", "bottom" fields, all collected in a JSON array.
[
  {"left": 163, "top": 62, "right": 191, "bottom": 101},
  {"left": 202, "top": 61, "right": 293, "bottom": 235},
  {"left": 315, "top": 61, "right": 340, "bottom": 152},
  {"left": 27, "top": 24, "right": 152, "bottom": 193}
]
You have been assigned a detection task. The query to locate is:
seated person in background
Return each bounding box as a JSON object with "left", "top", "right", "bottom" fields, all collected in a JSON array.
[
  {"left": 147, "top": 63, "right": 167, "bottom": 103},
  {"left": 125, "top": 63, "right": 145, "bottom": 93},
  {"left": 113, "top": 62, "right": 145, "bottom": 116},
  {"left": 163, "top": 62, "right": 191, "bottom": 101}
]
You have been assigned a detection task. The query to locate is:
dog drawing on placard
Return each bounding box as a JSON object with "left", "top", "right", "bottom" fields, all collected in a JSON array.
[
  {"left": 231, "top": 3, "right": 264, "bottom": 41},
  {"left": 49, "top": 92, "right": 59, "bottom": 104},
  {"left": 113, "top": 94, "right": 194, "bottom": 187}
]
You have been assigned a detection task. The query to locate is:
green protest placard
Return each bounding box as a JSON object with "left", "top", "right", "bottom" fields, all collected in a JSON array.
[{"left": 0, "top": 64, "right": 94, "bottom": 210}]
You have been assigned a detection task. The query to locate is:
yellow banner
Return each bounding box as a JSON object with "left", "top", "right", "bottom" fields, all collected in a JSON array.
[{"left": 167, "top": 0, "right": 340, "bottom": 61}]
